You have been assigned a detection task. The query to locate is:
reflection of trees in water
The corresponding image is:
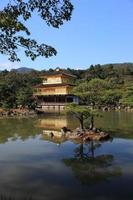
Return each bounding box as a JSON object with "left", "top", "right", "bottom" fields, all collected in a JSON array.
[
  {"left": 64, "top": 141, "right": 122, "bottom": 185},
  {"left": 0, "top": 118, "right": 42, "bottom": 144},
  {"left": 74, "top": 141, "right": 102, "bottom": 159},
  {"left": 0, "top": 194, "right": 33, "bottom": 200}
]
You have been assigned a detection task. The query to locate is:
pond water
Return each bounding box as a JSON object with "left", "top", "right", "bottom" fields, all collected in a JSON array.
[{"left": 0, "top": 111, "right": 133, "bottom": 200}]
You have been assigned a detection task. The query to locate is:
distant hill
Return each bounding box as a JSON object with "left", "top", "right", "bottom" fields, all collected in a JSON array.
[
  {"left": 1, "top": 63, "right": 133, "bottom": 73},
  {"left": 11, "top": 67, "right": 36, "bottom": 73},
  {"left": 102, "top": 63, "right": 133, "bottom": 71}
]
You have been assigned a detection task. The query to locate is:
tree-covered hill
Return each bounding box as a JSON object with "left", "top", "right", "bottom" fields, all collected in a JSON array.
[
  {"left": 103, "top": 63, "right": 133, "bottom": 71},
  {"left": 69, "top": 63, "right": 133, "bottom": 108},
  {"left": 67, "top": 63, "right": 133, "bottom": 79},
  {"left": 11, "top": 67, "right": 35, "bottom": 73},
  {"left": 0, "top": 63, "right": 133, "bottom": 109}
]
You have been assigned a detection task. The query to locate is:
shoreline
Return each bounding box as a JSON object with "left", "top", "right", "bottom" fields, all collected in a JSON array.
[
  {"left": 0, "top": 108, "right": 37, "bottom": 118},
  {"left": 0, "top": 106, "right": 133, "bottom": 119}
]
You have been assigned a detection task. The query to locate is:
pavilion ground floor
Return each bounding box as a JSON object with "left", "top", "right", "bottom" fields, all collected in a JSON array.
[{"left": 35, "top": 95, "right": 79, "bottom": 112}]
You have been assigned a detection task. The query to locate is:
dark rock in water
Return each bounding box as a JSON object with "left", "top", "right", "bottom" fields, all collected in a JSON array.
[
  {"left": 60, "top": 127, "right": 72, "bottom": 136},
  {"left": 76, "top": 127, "right": 83, "bottom": 135},
  {"left": 61, "top": 126, "right": 72, "bottom": 133},
  {"left": 49, "top": 132, "right": 54, "bottom": 137}
]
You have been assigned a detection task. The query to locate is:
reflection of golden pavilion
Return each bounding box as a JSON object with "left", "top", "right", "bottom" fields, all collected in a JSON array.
[
  {"left": 37, "top": 116, "right": 70, "bottom": 130},
  {"left": 33, "top": 68, "right": 79, "bottom": 111},
  {"left": 37, "top": 116, "right": 71, "bottom": 142}
]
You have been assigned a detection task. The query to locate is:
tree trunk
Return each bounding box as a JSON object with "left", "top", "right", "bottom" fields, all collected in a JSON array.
[
  {"left": 90, "top": 115, "right": 94, "bottom": 130},
  {"left": 79, "top": 115, "right": 84, "bottom": 130}
]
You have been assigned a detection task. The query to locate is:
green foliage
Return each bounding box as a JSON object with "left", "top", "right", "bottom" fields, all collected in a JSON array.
[
  {"left": 0, "top": 63, "right": 132, "bottom": 109},
  {"left": 0, "top": 0, "right": 73, "bottom": 61},
  {"left": 0, "top": 70, "right": 41, "bottom": 109},
  {"left": 16, "top": 87, "right": 36, "bottom": 109},
  {"left": 71, "top": 64, "right": 133, "bottom": 108},
  {"left": 65, "top": 103, "right": 91, "bottom": 117},
  {"left": 119, "top": 83, "right": 133, "bottom": 107},
  {"left": 101, "top": 89, "right": 122, "bottom": 106},
  {"left": 65, "top": 103, "right": 100, "bottom": 129},
  {"left": 73, "top": 78, "right": 110, "bottom": 106},
  {"left": 65, "top": 103, "right": 91, "bottom": 129}
]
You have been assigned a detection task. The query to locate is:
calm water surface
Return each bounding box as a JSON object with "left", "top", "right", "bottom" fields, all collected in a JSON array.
[{"left": 0, "top": 111, "right": 133, "bottom": 200}]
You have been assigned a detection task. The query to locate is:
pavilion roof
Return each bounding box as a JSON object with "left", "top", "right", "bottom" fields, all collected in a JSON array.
[{"left": 33, "top": 83, "right": 75, "bottom": 88}]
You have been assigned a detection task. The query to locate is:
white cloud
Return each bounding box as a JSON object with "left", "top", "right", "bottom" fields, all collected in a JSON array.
[{"left": 0, "top": 61, "right": 21, "bottom": 71}]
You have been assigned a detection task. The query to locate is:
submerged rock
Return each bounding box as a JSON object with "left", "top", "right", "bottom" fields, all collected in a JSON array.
[
  {"left": 83, "top": 131, "right": 110, "bottom": 141},
  {"left": 43, "top": 127, "right": 110, "bottom": 142}
]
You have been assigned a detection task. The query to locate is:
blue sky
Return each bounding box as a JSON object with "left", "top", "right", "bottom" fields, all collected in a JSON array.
[{"left": 1, "top": 0, "right": 133, "bottom": 70}]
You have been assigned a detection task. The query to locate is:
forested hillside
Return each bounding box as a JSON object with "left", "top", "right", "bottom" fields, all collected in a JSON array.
[
  {"left": 69, "top": 64, "right": 133, "bottom": 108},
  {"left": 0, "top": 63, "right": 133, "bottom": 109}
]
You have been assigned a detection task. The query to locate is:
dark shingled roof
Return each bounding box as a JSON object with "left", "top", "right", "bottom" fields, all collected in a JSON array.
[{"left": 33, "top": 83, "right": 75, "bottom": 88}]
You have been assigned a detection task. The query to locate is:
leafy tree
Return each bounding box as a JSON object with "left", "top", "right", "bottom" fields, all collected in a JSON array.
[
  {"left": 120, "top": 83, "right": 133, "bottom": 107},
  {"left": 0, "top": 70, "right": 41, "bottom": 109},
  {"left": 73, "top": 78, "right": 108, "bottom": 106},
  {"left": 65, "top": 103, "right": 90, "bottom": 130},
  {"left": 16, "top": 87, "right": 36, "bottom": 109},
  {"left": 0, "top": 83, "right": 15, "bottom": 108},
  {"left": 0, "top": 0, "right": 73, "bottom": 61},
  {"left": 67, "top": 68, "right": 85, "bottom": 79},
  {"left": 65, "top": 103, "right": 99, "bottom": 130},
  {"left": 101, "top": 90, "right": 122, "bottom": 107}
]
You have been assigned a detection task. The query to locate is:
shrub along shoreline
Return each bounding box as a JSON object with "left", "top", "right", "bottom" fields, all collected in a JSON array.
[
  {"left": 0, "top": 108, "right": 37, "bottom": 118},
  {"left": 0, "top": 105, "right": 133, "bottom": 119}
]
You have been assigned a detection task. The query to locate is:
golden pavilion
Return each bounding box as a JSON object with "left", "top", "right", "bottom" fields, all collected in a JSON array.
[{"left": 33, "top": 68, "right": 79, "bottom": 111}]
